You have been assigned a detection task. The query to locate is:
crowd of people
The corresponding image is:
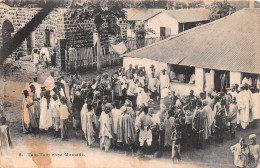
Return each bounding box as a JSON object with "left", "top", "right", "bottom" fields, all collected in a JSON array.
[{"left": 22, "top": 64, "right": 260, "bottom": 165}]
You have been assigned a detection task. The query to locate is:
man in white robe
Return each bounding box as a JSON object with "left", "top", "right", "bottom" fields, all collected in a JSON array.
[
  {"left": 237, "top": 85, "right": 252, "bottom": 129},
  {"left": 159, "top": 69, "right": 170, "bottom": 93},
  {"left": 44, "top": 72, "right": 55, "bottom": 91}
]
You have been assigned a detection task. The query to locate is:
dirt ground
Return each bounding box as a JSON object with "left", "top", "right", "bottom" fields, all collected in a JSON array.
[{"left": 0, "top": 60, "right": 259, "bottom": 168}]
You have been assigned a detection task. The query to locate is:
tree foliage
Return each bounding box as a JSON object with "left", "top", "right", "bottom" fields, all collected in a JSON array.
[
  {"left": 68, "top": 1, "right": 126, "bottom": 35},
  {"left": 207, "top": 1, "right": 236, "bottom": 21}
]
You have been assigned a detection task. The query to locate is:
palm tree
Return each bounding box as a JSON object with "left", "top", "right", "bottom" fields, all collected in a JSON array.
[{"left": 69, "top": 1, "right": 126, "bottom": 71}]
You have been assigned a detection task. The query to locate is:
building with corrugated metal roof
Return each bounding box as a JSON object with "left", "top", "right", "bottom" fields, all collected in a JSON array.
[
  {"left": 145, "top": 8, "right": 210, "bottom": 38},
  {"left": 121, "top": 8, "right": 260, "bottom": 95}
]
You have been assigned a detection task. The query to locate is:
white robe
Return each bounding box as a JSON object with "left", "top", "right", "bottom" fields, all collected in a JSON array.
[
  {"left": 39, "top": 98, "right": 53, "bottom": 130},
  {"left": 81, "top": 103, "right": 87, "bottom": 138},
  {"left": 44, "top": 76, "right": 55, "bottom": 91},
  {"left": 251, "top": 93, "right": 260, "bottom": 120},
  {"left": 137, "top": 87, "right": 148, "bottom": 106},
  {"left": 160, "top": 74, "right": 170, "bottom": 90},
  {"left": 31, "top": 82, "right": 42, "bottom": 99},
  {"left": 40, "top": 47, "right": 50, "bottom": 62},
  {"left": 237, "top": 90, "right": 251, "bottom": 129}
]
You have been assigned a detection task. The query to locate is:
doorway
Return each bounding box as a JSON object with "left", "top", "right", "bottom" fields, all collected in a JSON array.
[
  {"left": 2, "top": 20, "right": 14, "bottom": 49},
  {"left": 214, "top": 70, "right": 230, "bottom": 92}
]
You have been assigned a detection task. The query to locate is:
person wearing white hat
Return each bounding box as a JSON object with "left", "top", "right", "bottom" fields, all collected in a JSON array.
[{"left": 248, "top": 134, "right": 260, "bottom": 168}]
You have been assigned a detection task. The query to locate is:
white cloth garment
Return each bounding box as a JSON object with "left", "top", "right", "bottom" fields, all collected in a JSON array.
[
  {"left": 81, "top": 103, "right": 87, "bottom": 138},
  {"left": 160, "top": 74, "right": 170, "bottom": 90},
  {"left": 40, "top": 47, "right": 50, "bottom": 62},
  {"left": 237, "top": 90, "right": 251, "bottom": 129},
  {"left": 44, "top": 76, "right": 55, "bottom": 91},
  {"left": 39, "top": 98, "right": 53, "bottom": 130},
  {"left": 137, "top": 87, "right": 148, "bottom": 106},
  {"left": 251, "top": 93, "right": 260, "bottom": 120},
  {"left": 111, "top": 42, "right": 127, "bottom": 55}
]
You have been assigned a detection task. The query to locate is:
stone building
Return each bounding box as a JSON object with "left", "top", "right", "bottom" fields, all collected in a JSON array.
[{"left": 0, "top": 2, "right": 96, "bottom": 68}]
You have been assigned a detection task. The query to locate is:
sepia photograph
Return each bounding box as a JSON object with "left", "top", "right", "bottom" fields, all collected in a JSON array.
[{"left": 0, "top": 0, "right": 259, "bottom": 167}]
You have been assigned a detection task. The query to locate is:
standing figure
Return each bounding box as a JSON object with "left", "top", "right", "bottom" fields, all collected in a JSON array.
[
  {"left": 85, "top": 103, "right": 96, "bottom": 146},
  {"left": 50, "top": 94, "right": 60, "bottom": 137},
  {"left": 112, "top": 73, "right": 122, "bottom": 102},
  {"left": 148, "top": 72, "right": 159, "bottom": 104},
  {"left": 51, "top": 49, "right": 56, "bottom": 67},
  {"left": 215, "top": 99, "right": 227, "bottom": 143},
  {"left": 136, "top": 83, "right": 148, "bottom": 107},
  {"left": 60, "top": 97, "right": 70, "bottom": 140},
  {"left": 117, "top": 106, "right": 136, "bottom": 152},
  {"left": 230, "top": 137, "right": 248, "bottom": 168},
  {"left": 30, "top": 78, "right": 41, "bottom": 125},
  {"left": 137, "top": 106, "right": 155, "bottom": 154},
  {"left": 228, "top": 97, "right": 238, "bottom": 139},
  {"left": 39, "top": 91, "right": 53, "bottom": 131},
  {"left": 127, "top": 79, "right": 138, "bottom": 109},
  {"left": 248, "top": 134, "right": 260, "bottom": 168},
  {"left": 71, "top": 91, "right": 84, "bottom": 130},
  {"left": 171, "top": 125, "right": 182, "bottom": 162},
  {"left": 99, "top": 105, "right": 113, "bottom": 152},
  {"left": 237, "top": 84, "right": 251, "bottom": 129},
  {"left": 192, "top": 100, "right": 208, "bottom": 149},
  {"left": 0, "top": 116, "right": 13, "bottom": 155},
  {"left": 33, "top": 50, "right": 39, "bottom": 73},
  {"left": 159, "top": 69, "right": 170, "bottom": 96},
  {"left": 22, "top": 90, "right": 38, "bottom": 133}
]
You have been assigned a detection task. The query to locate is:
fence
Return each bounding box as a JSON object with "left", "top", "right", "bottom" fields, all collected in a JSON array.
[
  {"left": 125, "top": 36, "right": 167, "bottom": 51},
  {"left": 64, "top": 36, "right": 167, "bottom": 72},
  {"left": 65, "top": 45, "right": 121, "bottom": 72}
]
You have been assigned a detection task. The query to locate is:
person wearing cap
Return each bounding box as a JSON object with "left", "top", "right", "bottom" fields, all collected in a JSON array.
[
  {"left": 159, "top": 68, "right": 170, "bottom": 93},
  {"left": 248, "top": 134, "right": 260, "bottom": 168},
  {"left": 228, "top": 97, "right": 238, "bottom": 139},
  {"left": 148, "top": 72, "right": 159, "bottom": 104},
  {"left": 230, "top": 137, "right": 248, "bottom": 168},
  {"left": 237, "top": 84, "right": 252, "bottom": 129}
]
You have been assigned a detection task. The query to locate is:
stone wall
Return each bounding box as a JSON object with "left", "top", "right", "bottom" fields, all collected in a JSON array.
[{"left": 0, "top": 3, "right": 95, "bottom": 57}]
